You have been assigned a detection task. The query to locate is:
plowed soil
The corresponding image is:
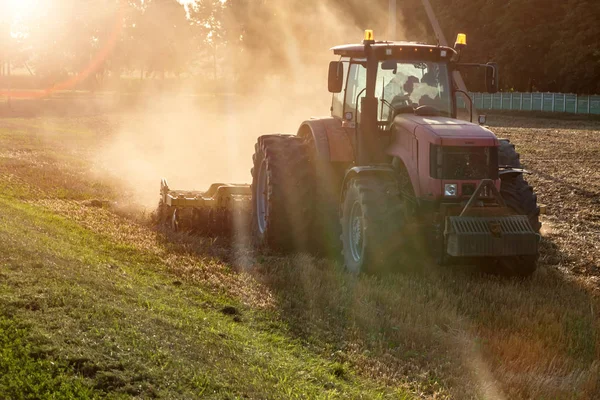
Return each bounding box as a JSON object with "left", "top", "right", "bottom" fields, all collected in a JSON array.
[{"left": 489, "top": 114, "right": 600, "bottom": 285}]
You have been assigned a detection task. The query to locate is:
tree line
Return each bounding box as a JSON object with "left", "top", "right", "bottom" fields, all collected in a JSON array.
[
  {"left": 428, "top": 0, "right": 600, "bottom": 94},
  {"left": 0, "top": 0, "right": 598, "bottom": 94}
]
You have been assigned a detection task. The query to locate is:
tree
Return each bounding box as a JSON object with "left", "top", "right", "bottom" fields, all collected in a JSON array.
[{"left": 1, "top": 0, "right": 598, "bottom": 94}]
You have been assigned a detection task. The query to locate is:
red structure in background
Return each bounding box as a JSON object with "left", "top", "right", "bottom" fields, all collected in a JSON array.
[{"left": 0, "top": 0, "right": 125, "bottom": 99}]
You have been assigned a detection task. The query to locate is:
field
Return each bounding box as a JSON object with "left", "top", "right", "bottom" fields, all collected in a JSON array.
[{"left": 0, "top": 106, "right": 598, "bottom": 399}]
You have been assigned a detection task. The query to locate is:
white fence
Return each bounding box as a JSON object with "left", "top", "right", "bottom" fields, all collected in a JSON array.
[{"left": 458, "top": 93, "right": 600, "bottom": 115}]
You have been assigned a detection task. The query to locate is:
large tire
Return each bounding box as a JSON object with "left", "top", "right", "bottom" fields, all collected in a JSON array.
[
  {"left": 311, "top": 161, "right": 346, "bottom": 258},
  {"left": 496, "top": 139, "right": 541, "bottom": 276},
  {"left": 251, "top": 135, "right": 314, "bottom": 252},
  {"left": 340, "top": 175, "right": 405, "bottom": 274},
  {"left": 498, "top": 138, "right": 521, "bottom": 168},
  {"left": 498, "top": 139, "right": 541, "bottom": 232}
]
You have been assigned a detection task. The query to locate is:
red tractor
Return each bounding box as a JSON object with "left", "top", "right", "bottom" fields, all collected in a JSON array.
[{"left": 159, "top": 32, "right": 541, "bottom": 275}]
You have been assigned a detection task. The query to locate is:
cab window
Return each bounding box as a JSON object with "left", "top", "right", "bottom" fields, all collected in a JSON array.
[{"left": 344, "top": 62, "right": 367, "bottom": 121}]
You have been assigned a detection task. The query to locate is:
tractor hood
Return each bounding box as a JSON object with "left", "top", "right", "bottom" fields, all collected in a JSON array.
[{"left": 393, "top": 115, "right": 498, "bottom": 146}]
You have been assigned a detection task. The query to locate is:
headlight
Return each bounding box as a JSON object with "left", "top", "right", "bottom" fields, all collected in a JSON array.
[{"left": 444, "top": 184, "right": 458, "bottom": 197}]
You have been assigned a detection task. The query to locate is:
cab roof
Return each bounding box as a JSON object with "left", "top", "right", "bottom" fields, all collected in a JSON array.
[{"left": 331, "top": 41, "right": 456, "bottom": 62}]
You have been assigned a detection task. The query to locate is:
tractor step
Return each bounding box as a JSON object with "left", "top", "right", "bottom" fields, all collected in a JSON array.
[{"left": 158, "top": 179, "right": 251, "bottom": 235}]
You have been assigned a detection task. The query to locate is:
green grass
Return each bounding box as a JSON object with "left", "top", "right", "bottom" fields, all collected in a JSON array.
[
  {"left": 0, "top": 316, "right": 98, "bottom": 399},
  {"left": 0, "top": 187, "right": 409, "bottom": 398}
]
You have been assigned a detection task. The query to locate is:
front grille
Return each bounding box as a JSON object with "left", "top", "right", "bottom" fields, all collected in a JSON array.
[{"left": 430, "top": 145, "right": 498, "bottom": 180}]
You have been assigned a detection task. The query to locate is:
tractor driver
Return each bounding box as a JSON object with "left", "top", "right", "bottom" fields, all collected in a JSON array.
[
  {"left": 418, "top": 71, "right": 442, "bottom": 108},
  {"left": 387, "top": 75, "right": 419, "bottom": 110}
]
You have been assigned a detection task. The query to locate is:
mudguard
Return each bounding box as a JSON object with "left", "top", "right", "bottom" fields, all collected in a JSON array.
[
  {"left": 340, "top": 165, "right": 396, "bottom": 202},
  {"left": 499, "top": 168, "right": 531, "bottom": 177},
  {"left": 297, "top": 118, "right": 354, "bottom": 162}
]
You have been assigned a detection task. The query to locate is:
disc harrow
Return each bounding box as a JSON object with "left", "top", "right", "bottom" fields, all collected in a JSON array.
[{"left": 157, "top": 179, "right": 251, "bottom": 236}]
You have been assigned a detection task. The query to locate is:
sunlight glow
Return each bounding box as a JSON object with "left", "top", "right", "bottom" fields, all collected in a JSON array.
[{"left": 7, "top": 0, "right": 38, "bottom": 21}]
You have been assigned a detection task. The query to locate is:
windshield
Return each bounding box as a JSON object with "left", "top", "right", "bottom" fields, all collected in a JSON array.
[{"left": 377, "top": 61, "right": 452, "bottom": 119}]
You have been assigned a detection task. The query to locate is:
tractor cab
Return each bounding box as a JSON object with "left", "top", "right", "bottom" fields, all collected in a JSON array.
[
  {"left": 327, "top": 32, "right": 498, "bottom": 153},
  {"left": 327, "top": 30, "right": 500, "bottom": 177},
  {"left": 329, "top": 40, "right": 457, "bottom": 127}
]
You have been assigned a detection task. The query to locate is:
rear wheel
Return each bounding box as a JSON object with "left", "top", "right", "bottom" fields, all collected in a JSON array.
[
  {"left": 340, "top": 175, "right": 405, "bottom": 274},
  {"left": 495, "top": 139, "right": 541, "bottom": 276},
  {"left": 251, "top": 135, "right": 314, "bottom": 252},
  {"left": 311, "top": 162, "right": 346, "bottom": 258}
]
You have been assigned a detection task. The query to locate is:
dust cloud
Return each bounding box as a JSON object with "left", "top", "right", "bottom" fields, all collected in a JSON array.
[{"left": 94, "top": 1, "right": 404, "bottom": 208}]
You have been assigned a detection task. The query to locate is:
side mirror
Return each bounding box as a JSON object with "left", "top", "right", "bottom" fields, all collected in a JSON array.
[
  {"left": 328, "top": 61, "right": 344, "bottom": 93},
  {"left": 485, "top": 62, "right": 499, "bottom": 93}
]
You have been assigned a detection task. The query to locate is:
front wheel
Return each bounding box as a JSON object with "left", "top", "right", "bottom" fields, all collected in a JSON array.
[
  {"left": 340, "top": 175, "right": 405, "bottom": 274},
  {"left": 492, "top": 139, "right": 541, "bottom": 276}
]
